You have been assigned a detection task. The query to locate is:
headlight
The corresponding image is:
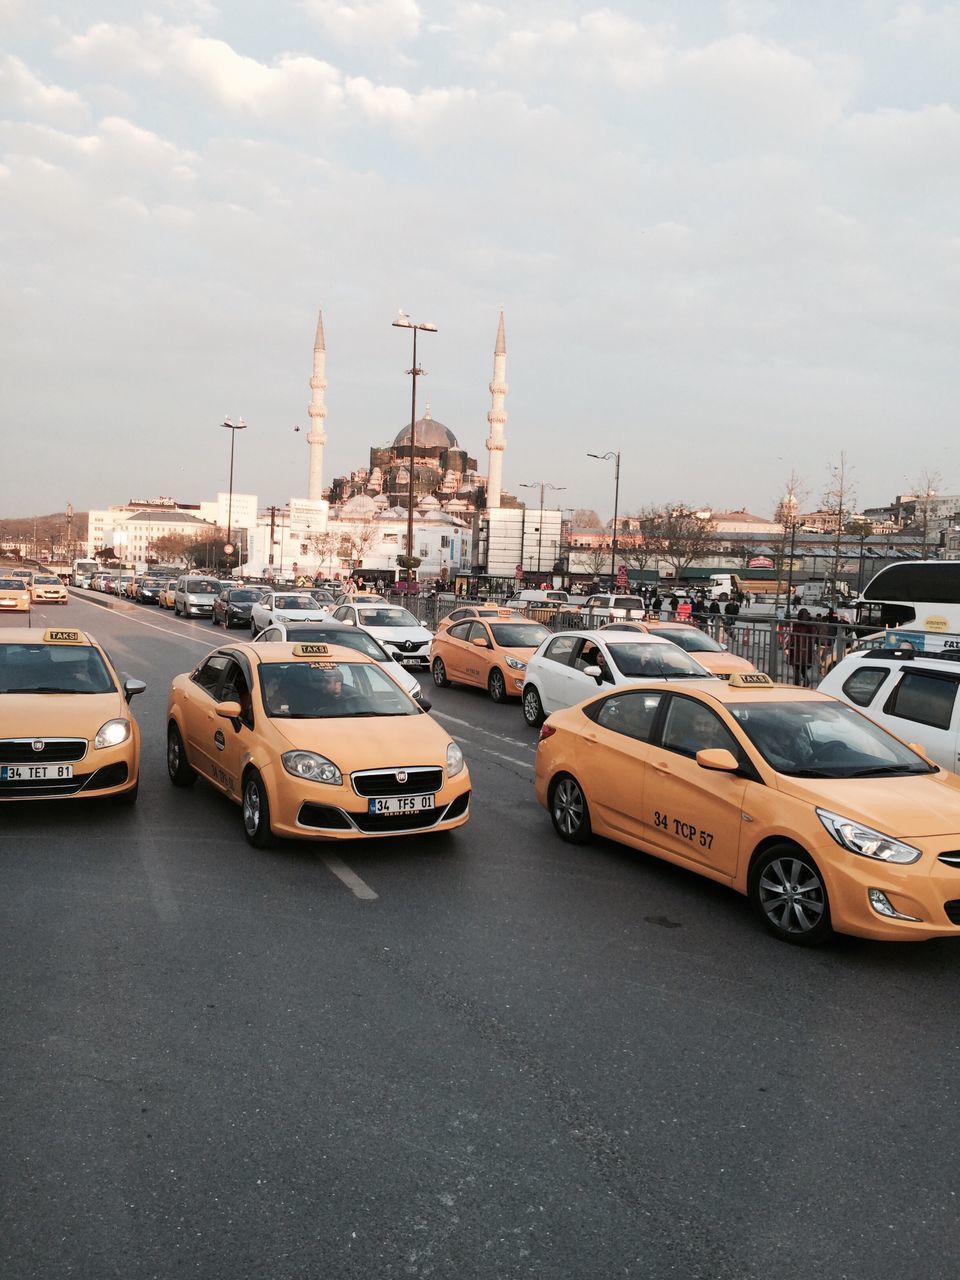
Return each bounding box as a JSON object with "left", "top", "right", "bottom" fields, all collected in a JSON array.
[
  {"left": 277, "top": 614, "right": 291, "bottom": 621},
  {"left": 446, "top": 741, "right": 464, "bottom": 777},
  {"left": 816, "top": 808, "right": 921, "bottom": 864},
  {"left": 282, "top": 751, "right": 342, "bottom": 784},
  {"left": 95, "top": 719, "right": 131, "bottom": 749},
  {"left": 505, "top": 655, "right": 527, "bottom": 671}
]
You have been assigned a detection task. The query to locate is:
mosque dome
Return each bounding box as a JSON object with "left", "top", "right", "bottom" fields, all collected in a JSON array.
[
  {"left": 341, "top": 493, "right": 378, "bottom": 516},
  {"left": 418, "top": 494, "right": 441, "bottom": 510},
  {"left": 392, "top": 408, "right": 459, "bottom": 451}
]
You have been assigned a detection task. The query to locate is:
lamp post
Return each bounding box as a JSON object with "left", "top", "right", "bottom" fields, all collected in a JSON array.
[
  {"left": 519, "top": 482, "right": 565, "bottom": 577},
  {"left": 392, "top": 313, "right": 437, "bottom": 591},
  {"left": 784, "top": 519, "right": 799, "bottom": 619},
  {"left": 222, "top": 416, "right": 247, "bottom": 575},
  {"left": 587, "top": 450, "right": 621, "bottom": 586}
]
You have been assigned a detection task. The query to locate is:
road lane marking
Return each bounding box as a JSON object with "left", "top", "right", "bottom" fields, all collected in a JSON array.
[
  {"left": 323, "top": 855, "right": 379, "bottom": 900},
  {"left": 71, "top": 595, "right": 217, "bottom": 645},
  {"left": 431, "top": 709, "right": 535, "bottom": 753}
]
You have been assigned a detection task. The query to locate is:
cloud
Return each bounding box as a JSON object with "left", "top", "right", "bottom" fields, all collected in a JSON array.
[
  {"left": 300, "top": 0, "right": 421, "bottom": 44},
  {"left": 0, "top": 53, "right": 89, "bottom": 126}
]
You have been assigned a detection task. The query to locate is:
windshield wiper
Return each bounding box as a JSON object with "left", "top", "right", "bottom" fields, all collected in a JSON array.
[
  {"left": 5, "top": 686, "right": 77, "bottom": 694},
  {"left": 778, "top": 768, "right": 835, "bottom": 778},
  {"left": 847, "top": 765, "right": 932, "bottom": 777}
]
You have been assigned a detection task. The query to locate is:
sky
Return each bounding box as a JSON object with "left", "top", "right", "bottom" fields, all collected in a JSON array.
[{"left": 2, "top": 0, "right": 959, "bottom": 525}]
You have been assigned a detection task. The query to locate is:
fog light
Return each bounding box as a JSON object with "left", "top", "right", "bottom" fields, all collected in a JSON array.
[{"left": 868, "top": 889, "right": 921, "bottom": 922}]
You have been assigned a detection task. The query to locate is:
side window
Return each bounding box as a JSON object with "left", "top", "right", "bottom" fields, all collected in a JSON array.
[
  {"left": 448, "top": 622, "right": 473, "bottom": 641},
  {"left": 659, "top": 697, "right": 739, "bottom": 760},
  {"left": 219, "top": 659, "right": 253, "bottom": 727},
  {"left": 191, "top": 654, "right": 231, "bottom": 695},
  {"left": 594, "top": 692, "right": 663, "bottom": 742},
  {"left": 841, "top": 665, "right": 890, "bottom": 708},
  {"left": 333, "top": 607, "right": 350, "bottom": 622},
  {"left": 543, "top": 636, "right": 579, "bottom": 667},
  {"left": 883, "top": 671, "right": 960, "bottom": 732},
  {"left": 467, "top": 622, "right": 490, "bottom": 645},
  {"left": 260, "top": 627, "right": 282, "bottom": 643}
]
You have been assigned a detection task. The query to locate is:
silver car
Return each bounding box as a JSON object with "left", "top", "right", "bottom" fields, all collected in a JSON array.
[{"left": 174, "top": 575, "right": 221, "bottom": 618}]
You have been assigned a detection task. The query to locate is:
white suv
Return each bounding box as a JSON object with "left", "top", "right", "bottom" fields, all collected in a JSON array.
[{"left": 818, "top": 643, "right": 960, "bottom": 773}]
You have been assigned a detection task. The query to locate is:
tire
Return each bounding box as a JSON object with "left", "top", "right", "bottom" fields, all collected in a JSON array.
[
  {"left": 250, "top": 619, "right": 258, "bottom": 636},
  {"left": 242, "top": 769, "right": 273, "bottom": 848},
  {"left": 211, "top": 612, "right": 220, "bottom": 626},
  {"left": 113, "top": 775, "right": 139, "bottom": 806},
  {"left": 719, "top": 591, "right": 729, "bottom": 602},
  {"left": 549, "top": 774, "right": 592, "bottom": 844},
  {"left": 174, "top": 602, "right": 181, "bottom": 616},
  {"left": 748, "top": 845, "right": 832, "bottom": 946},
  {"left": 166, "top": 722, "right": 197, "bottom": 787},
  {"left": 488, "top": 668, "right": 507, "bottom": 703},
  {"left": 432, "top": 657, "right": 450, "bottom": 688},
  {"left": 522, "top": 684, "right": 544, "bottom": 728}
]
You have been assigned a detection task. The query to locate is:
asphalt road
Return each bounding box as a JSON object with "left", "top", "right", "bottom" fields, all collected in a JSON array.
[{"left": 2, "top": 595, "right": 959, "bottom": 1280}]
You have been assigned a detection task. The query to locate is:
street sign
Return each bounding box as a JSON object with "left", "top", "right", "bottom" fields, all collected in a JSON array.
[
  {"left": 223, "top": 542, "right": 234, "bottom": 554},
  {"left": 515, "top": 564, "right": 523, "bottom": 580},
  {"left": 616, "top": 564, "right": 628, "bottom": 584}
]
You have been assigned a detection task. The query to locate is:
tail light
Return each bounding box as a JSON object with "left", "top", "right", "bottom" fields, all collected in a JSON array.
[{"left": 538, "top": 724, "right": 556, "bottom": 743}]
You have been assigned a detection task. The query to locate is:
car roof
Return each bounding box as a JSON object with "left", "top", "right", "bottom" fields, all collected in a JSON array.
[
  {"left": 220, "top": 640, "right": 378, "bottom": 667},
  {"left": 555, "top": 629, "right": 675, "bottom": 646},
  {"left": 0, "top": 627, "right": 96, "bottom": 646}
]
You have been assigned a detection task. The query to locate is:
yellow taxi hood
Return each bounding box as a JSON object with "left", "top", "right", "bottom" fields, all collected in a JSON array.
[
  {"left": 271, "top": 712, "right": 452, "bottom": 765},
  {"left": 501, "top": 643, "right": 539, "bottom": 661},
  {"left": 698, "top": 653, "right": 756, "bottom": 675},
  {"left": 775, "top": 771, "right": 960, "bottom": 839},
  {"left": 0, "top": 691, "right": 128, "bottom": 737}
]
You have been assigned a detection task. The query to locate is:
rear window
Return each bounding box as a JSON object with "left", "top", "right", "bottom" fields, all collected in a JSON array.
[
  {"left": 883, "top": 670, "right": 960, "bottom": 732},
  {"left": 841, "top": 666, "right": 890, "bottom": 708}
]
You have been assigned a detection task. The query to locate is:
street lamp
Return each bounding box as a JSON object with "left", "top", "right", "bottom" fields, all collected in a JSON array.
[
  {"left": 519, "top": 481, "right": 566, "bottom": 577},
  {"left": 588, "top": 450, "right": 621, "bottom": 586},
  {"left": 222, "top": 416, "right": 247, "bottom": 576},
  {"left": 392, "top": 313, "right": 438, "bottom": 591}
]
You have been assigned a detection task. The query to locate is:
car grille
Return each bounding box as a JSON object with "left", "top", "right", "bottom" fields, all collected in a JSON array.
[
  {"left": 351, "top": 766, "right": 444, "bottom": 797},
  {"left": 391, "top": 640, "right": 427, "bottom": 653},
  {"left": 0, "top": 738, "right": 87, "bottom": 763},
  {"left": 0, "top": 762, "right": 128, "bottom": 797},
  {"left": 944, "top": 900, "right": 960, "bottom": 924}
]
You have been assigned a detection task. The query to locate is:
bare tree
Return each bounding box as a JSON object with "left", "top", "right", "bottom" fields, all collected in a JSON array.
[
  {"left": 620, "top": 505, "right": 661, "bottom": 583},
  {"left": 907, "top": 468, "right": 942, "bottom": 556},
  {"left": 579, "top": 538, "right": 613, "bottom": 579},
  {"left": 347, "top": 521, "right": 379, "bottom": 568},
  {"left": 772, "top": 472, "right": 806, "bottom": 613},
  {"left": 146, "top": 532, "right": 191, "bottom": 564},
  {"left": 572, "top": 508, "right": 603, "bottom": 529},
  {"left": 822, "top": 454, "right": 856, "bottom": 604},
  {"left": 308, "top": 530, "right": 337, "bottom": 576},
  {"left": 644, "top": 506, "right": 716, "bottom": 581}
]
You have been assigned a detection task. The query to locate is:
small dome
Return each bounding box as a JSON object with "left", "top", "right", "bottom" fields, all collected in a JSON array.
[
  {"left": 392, "top": 408, "right": 459, "bottom": 451},
  {"left": 418, "top": 494, "right": 441, "bottom": 510},
  {"left": 341, "top": 493, "right": 377, "bottom": 516}
]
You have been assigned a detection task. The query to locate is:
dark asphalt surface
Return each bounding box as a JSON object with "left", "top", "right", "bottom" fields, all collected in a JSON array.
[{"left": 2, "top": 594, "right": 959, "bottom": 1279}]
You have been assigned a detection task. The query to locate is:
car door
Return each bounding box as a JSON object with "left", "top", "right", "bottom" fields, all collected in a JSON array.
[
  {"left": 212, "top": 657, "right": 254, "bottom": 799},
  {"left": 442, "top": 620, "right": 474, "bottom": 683},
  {"left": 182, "top": 654, "right": 233, "bottom": 780},
  {"left": 460, "top": 621, "right": 493, "bottom": 688},
  {"left": 879, "top": 667, "right": 960, "bottom": 772},
  {"left": 578, "top": 691, "right": 665, "bottom": 841},
  {"left": 532, "top": 635, "right": 581, "bottom": 712},
  {"left": 642, "top": 694, "right": 750, "bottom": 880}
]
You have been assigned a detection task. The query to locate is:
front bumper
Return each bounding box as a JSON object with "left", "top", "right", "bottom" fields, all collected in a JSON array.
[{"left": 0, "top": 738, "right": 139, "bottom": 802}]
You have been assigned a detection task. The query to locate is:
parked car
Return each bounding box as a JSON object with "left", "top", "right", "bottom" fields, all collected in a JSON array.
[
  {"left": 173, "top": 575, "right": 220, "bottom": 618},
  {"left": 521, "top": 629, "right": 716, "bottom": 727},
  {"left": 158, "top": 579, "right": 179, "bottom": 610},
  {"left": 331, "top": 603, "right": 433, "bottom": 668}
]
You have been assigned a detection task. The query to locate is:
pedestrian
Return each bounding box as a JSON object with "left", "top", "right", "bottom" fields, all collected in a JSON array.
[
  {"left": 787, "top": 608, "right": 818, "bottom": 686},
  {"left": 723, "top": 597, "right": 740, "bottom": 639},
  {"left": 343, "top": 576, "right": 357, "bottom": 599},
  {"left": 668, "top": 593, "right": 680, "bottom": 621}
]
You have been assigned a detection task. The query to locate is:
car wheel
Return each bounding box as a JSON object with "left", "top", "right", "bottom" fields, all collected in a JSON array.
[
  {"left": 549, "top": 774, "right": 592, "bottom": 844},
  {"left": 432, "top": 657, "right": 450, "bottom": 688},
  {"left": 166, "top": 722, "right": 197, "bottom": 787},
  {"left": 174, "top": 602, "right": 181, "bottom": 616},
  {"left": 749, "top": 844, "right": 833, "bottom": 946},
  {"left": 242, "top": 769, "right": 273, "bottom": 848},
  {"left": 211, "top": 613, "right": 220, "bottom": 626},
  {"left": 488, "top": 668, "right": 507, "bottom": 703},
  {"left": 719, "top": 592, "right": 729, "bottom": 602},
  {"left": 250, "top": 619, "right": 258, "bottom": 635},
  {"left": 522, "top": 685, "right": 544, "bottom": 727},
  {"left": 113, "top": 775, "right": 139, "bottom": 806}
]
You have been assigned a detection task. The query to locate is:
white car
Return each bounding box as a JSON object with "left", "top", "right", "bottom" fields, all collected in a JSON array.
[
  {"left": 251, "top": 591, "right": 330, "bottom": 635},
  {"left": 332, "top": 603, "right": 433, "bottom": 668},
  {"left": 253, "top": 620, "right": 424, "bottom": 702},
  {"left": 520, "top": 628, "right": 716, "bottom": 727},
  {"left": 817, "top": 637, "right": 960, "bottom": 774},
  {"left": 578, "top": 593, "right": 647, "bottom": 622}
]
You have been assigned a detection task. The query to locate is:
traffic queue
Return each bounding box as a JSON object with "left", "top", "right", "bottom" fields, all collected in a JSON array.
[{"left": 4, "top": 583, "right": 960, "bottom": 947}]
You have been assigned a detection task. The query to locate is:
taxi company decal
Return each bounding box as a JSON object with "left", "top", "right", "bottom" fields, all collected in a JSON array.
[{"left": 922, "top": 615, "right": 949, "bottom": 633}]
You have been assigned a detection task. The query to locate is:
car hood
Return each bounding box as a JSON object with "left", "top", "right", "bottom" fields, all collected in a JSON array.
[
  {"left": 365, "top": 625, "right": 433, "bottom": 643},
  {"left": 272, "top": 610, "right": 329, "bottom": 621},
  {"left": 696, "top": 653, "right": 757, "bottom": 676},
  {"left": 272, "top": 711, "right": 451, "bottom": 765},
  {"left": 381, "top": 661, "right": 421, "bottom": 694},
  {"left": 775, "top": 772, "right": 960, "bottom": 838},
  {"left": 0, "top": 691, "right": 129, "bottom": 737}
]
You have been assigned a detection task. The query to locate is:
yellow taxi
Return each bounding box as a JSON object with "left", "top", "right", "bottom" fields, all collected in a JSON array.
[
  {"left": 599, "top": 620, "right": 757, "bottom": 677},
  {"left": 30, "top": 573, "right": 69, "bottom": 604},
  {"left": 0, "top": 628, "right": 144, "bottom": 804},
  {"left": 166, "top": 640, "right": 471, "bottom": 845},
  {"left": 430, "top": 617, "right": 551, "bottom": 702},
  {"left": 436, "top": 605, "right": 524, "bottom": 634},
  {"left": 0, "top": 574, "right": 32, "bottom": 612},
  {"left": 534, "top": 671, "right": 960, "bottom": 944},
  {"left": 158, "top": 579, "right": 178, "bottom": 610}
]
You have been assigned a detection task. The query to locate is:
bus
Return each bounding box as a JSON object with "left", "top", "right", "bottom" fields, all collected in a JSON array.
[
  {"left": 855, "top": 560, "right": 960, "bottom": 634},
  {"left": 72, "top": 558, "right": 99, "bottom": 587}
]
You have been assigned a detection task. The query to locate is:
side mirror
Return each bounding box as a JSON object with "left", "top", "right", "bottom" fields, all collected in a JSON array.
[
  {"left": 582, "top": 664, "right": 603, "bottom": 683},
  {"left": 472, "top": 636, "right": 490, "bottom": 648},
  {"left": 695, "top": 747, "right": 739, "bottom": 772},
  {"left": 123, "top": 677, "right": 146, "bottom": 702},
  {"left": 216, "top": 700, "right": 242, "bottom": 720},
  {"left": 417, "top": 697, "right": 432, "bottom": 713}
]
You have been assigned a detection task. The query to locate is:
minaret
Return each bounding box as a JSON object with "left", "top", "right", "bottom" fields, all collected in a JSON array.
[
  {"left": 306, "top": 310, "right": 327, "bottom": 501},
  {"left": 485, "top": 309, "right": 507, "bottom": 509}
]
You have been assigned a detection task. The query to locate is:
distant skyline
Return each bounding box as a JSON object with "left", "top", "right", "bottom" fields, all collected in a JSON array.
[{"left": 2, "top": 1, "right": 958, "bottom": 521}]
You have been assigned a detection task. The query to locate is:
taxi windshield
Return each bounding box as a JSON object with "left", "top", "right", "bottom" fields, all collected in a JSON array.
[
  {"left": 359, "top": 607, "right": 418, "bottom": 627},
  {"left": 0, "top": 579, "right": 26, "bottom": 590},
  {"left": 606, "top": 642, "right": 706, "bottom": 678},
  {"left": 729, "top": 700, "right": 936, "bottom": 778},
  {"left": 0, "top": 642, "right": 116, "bottom": 694},
  {"left": 490, "top": 623, "right": 550, "bottom": 648},
  {"left": 33, "top": 576, "right": 61, "bottom": 586},
  {"left": 657, "top": 629, "right": 724, "bottom": 654},
  {"left": 259, "top": 660, "right": 419, "bottom": 718},
  {"left": 283, "top": 628, "right": 389, "bottom": 661}
]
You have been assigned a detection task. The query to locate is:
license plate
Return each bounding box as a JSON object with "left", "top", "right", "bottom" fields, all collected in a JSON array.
[
  {"left": 401, "top": 657, "right": 422, "bottom": 666},
  {"left": 368, "top": 794, "right": 434, "bottom": 815},
  {"left": 1, "top": 764, "right": 74, "bottom": 780}
]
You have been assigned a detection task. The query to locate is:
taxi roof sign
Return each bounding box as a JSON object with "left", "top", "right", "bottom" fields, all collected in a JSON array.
[
  {"left": 43, "top": 628, "right": 86, "bottom": 644},
  {"left": 292, "top": 642, "right": 330, "bottom": 657},
  {"left": 727, "top": 671, "right": 774, "bottom": 688}
]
